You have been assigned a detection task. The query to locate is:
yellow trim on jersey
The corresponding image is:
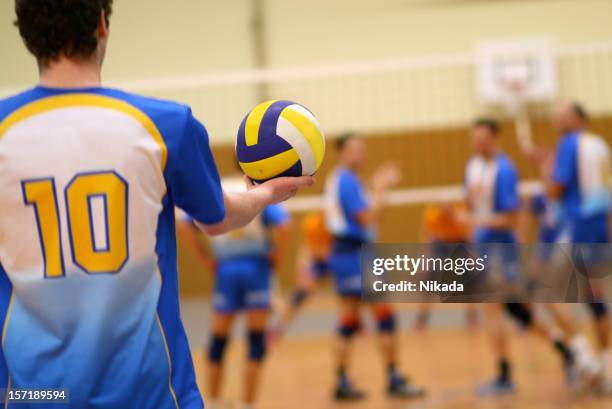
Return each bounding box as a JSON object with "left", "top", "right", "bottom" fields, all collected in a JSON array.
[
  {"left": 155, "top": 268, "right": 180, "bottom": 409},
  {"left": 2, "top": 294, "right": 14, "bottom": 409},
  {"left": 4, "top": 376, "right": 11, "bottom": 409},
  {"left": 0, "top": 94, "right": 168, "bottom": 170},
  {"left": 1, "top": 292, "right": 15, "bottom": 350},
  {"left": 239, "top": 148, "right": 299, "bottom": 180},
  {"left": 156, "top": 314, "right": 180, "bottom": 409},
  {"left": 245, "top": 100, "right": 277, "bottom": 147},
  {"left": 280, "top": 108, "right": 325, "bottom": 169}
]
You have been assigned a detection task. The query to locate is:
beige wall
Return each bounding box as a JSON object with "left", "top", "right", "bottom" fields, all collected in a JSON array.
[
  {"left": 1, "top": 0, "right": 612, "bottom": 144},
  {"left": 3, "top": 0, "right": 612, "bottom": 88},
  {"left": 0, "top": 0, "right": 255, "bottom": 88},
  {"left": 265, "top": 0, "right": 612, "bottom": 66}
]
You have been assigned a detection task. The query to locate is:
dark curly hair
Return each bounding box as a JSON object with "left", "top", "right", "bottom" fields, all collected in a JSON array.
[
  {"left": 14, "top": 0, "right": 113, "bottom": 64},
  {"left": 473, "top": 117, "right": 500, "bottom": 136}
]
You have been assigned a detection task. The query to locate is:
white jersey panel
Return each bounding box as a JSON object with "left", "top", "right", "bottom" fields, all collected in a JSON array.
[{"left": 0, "top": 104, "right": 165, "bottom": 304}]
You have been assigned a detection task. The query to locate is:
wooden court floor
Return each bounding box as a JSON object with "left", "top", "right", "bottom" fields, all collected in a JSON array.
[{"left": 191, "top": 323, "right": 612, "bottom": 409}]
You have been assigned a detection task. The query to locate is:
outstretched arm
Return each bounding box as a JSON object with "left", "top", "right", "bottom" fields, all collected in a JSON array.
[
  {"left": 198, "top": 176, "right": 314, "bottom": 235},
  {"left": 355, "top": 163, "right": 400, "bottom": 227}
]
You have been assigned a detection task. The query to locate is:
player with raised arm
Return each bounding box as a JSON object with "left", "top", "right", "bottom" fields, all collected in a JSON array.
[
  {"left": 0, "top": 2, "right": 312, "bottom": 408},
  {"left": 324, "top": 133, "right": 425, "bottom": 401},
  {"left": 466, "top": 119, "right": 581, "bottom": 396}
]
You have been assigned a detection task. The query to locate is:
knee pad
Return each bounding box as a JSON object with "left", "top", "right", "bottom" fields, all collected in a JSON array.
[
  {"left": 374, "top": 305, "right": 396, "bottom": 333},
  {"left": 248, "top": 331, "right": 266, "bottom": 362},
  {"left": 208, "top": 335, "right": 229, "bottom": 363},
  {"left": 338, "top": 315, "right": 361, "bottom": 339},
  {"left": 376, "top": 313, "right": 396, "bottom": 333},
  {"left": 504, "top": 303, "right": 532, "bottom": 327},
  {"left": 588, "top": 302, "right": 608, "bottom": 318}
]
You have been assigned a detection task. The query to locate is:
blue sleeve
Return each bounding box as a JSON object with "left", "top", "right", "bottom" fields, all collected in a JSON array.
[
  {"left": 552, "top": 138, "right": 576, "bottom": 187},
  {"left": 262, "top": 205, "right": 289, "bottom": 227},
  {"left": 167, "top": 111, "right": 225, "bottom": 224},
  {"left": 339, "top": 173, "right": 368, "bottom": 217},
  {"left": 495, "top": 165, "right": 520, "bottom": 212}
]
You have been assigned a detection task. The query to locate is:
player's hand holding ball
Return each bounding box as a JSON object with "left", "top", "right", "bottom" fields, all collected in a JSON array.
[
  {"left": 245, "top": 174, "right": 315, "bottom": 203},
  {"left": 236, "top": 100, "right": 325, "bottom": 202}
]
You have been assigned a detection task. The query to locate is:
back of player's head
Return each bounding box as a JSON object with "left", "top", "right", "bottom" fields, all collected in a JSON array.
[
  {"left": 570, "top": 101, "right": 589, "bottom": 123},
  {"left": 15, "top": 0, "right": 113, "bottom": 65},
  {"left": 473, "top": 118, "right": 500, "bottom": 137},
  {"left": 335, "top": 132, "right": 356, "bottom": 152}
]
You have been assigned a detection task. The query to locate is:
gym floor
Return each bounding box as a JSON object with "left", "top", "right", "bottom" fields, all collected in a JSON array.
[{"left": 181, "top": 294, "right": 610, "bottom": 409}]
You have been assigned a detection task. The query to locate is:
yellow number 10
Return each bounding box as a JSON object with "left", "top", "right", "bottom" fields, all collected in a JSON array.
[{"left": 22, "top": 171, "right": 129, "bottom": 278}]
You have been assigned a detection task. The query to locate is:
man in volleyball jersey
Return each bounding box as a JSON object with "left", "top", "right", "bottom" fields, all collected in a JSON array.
[
  {"left": 549, "top": 102, "right": 612, "bottom": 386},
  {"left": 0, "top": 2, "right": 312, "bottom": 408},
  {"left": 465, "top": 119, "right": 522, "bottom": 396},
  {"left": 324, "top": 134, "right": 425, "bottom": 401},
  {"left": 181, "top": 176, "right": 291, "bottom": 409},
  {"left": 466, "top": 119, "right": 589, "bottom": 395},
  {"left": 523, "top": 186, "right": 606, "bottom": 391}
]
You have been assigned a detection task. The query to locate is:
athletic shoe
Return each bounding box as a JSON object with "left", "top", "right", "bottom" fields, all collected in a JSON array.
[
  {"left": 570, "top": 335, "right": 604, "bottom": 394},
  {"left": 388, "top": 376, "right": 426, "bottom": 398},
  {"left": 476, "top": 379, "right": 515, "bottom": 396},
  {"left": 334, "top": 383, "right": 366, "bottom": 401}
]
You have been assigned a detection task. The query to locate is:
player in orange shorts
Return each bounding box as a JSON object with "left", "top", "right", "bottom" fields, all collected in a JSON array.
[
  {"left": 277, "top": 211, "right": 333, "bottom": 332},
  {"left": 416, "top": 202, "right": 478, "bottom": 329}
]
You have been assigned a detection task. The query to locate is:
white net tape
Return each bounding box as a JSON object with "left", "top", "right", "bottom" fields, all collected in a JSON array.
[{"left": 2, "top": 41, "right": 611, "bottom": 146}]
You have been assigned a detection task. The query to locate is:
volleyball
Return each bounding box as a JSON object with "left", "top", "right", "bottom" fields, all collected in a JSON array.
[{"left": 236, "top": 100, "right": 325, "bottom": 183}]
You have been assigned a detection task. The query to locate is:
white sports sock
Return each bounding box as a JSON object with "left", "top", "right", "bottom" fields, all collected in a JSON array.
[{"left": 570, "top": 334, "right": 601, "bottom": 376}]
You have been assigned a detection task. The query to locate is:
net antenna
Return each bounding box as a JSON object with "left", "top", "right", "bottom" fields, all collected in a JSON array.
[{"left": 475, "top": 39, "right": 557, "bottom": 155}]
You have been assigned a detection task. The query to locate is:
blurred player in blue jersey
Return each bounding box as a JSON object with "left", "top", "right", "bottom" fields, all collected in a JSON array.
[
  {"left": 549, "top": 102, "right": 612, "bottom": 388},
  {"left": 467, "top": 119, "right": 595, "bottom": 395},
  {"left": 0, "top": 2, "right": 312, "bottom": 408},
  {"left": 465, "top": 119, "right": 522, "bottom": 396},
  {"left": 178, "top": 176, "right": 291, "bottom": 409},
  {"left": 522, "top": 147, "right": 603, "bottom": 392},
  {"left": 324, "top": 134, "right": 425, "bottom": 401}
]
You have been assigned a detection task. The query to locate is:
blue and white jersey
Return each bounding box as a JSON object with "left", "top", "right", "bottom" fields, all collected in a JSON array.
[
  {"left": 207, "top": 178, "right": 289, "bottom": 261},
  {"left": 0, "top": 86, "right": 225, "bottom": 408},
  {"left": 553, "top": 131, "right": 611, "bottom": 220},
  {"left": 530, "top": 193, "right": 564, "bottom": 244},
  {"left": 465, "top": 153, "right": 520, "bottom": 243},
  {"left": 324, "top": 167, "right": 373, "bottom": 244}
]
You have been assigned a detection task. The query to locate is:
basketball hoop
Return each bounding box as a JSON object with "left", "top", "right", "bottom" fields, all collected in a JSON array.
[{"left": 475, "top": 38, "right": 558, "bottom": 155}]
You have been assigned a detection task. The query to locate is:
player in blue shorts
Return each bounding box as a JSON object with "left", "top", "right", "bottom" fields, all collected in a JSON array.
[
  {"left": 0, "top": 2, "right": 312, "bottom": 408},
  {"left": 177, "top": 176, "right": 291, "bottom": 409},
  {"left": 467, "top": 119, "right": 600, "bottom": 395},
  {"left": 522, "top": 148, "right": 605, "bottom": 390},
  {"left": 549, "top": 102, "right": 612, "bottom": 388},
  {"left": 465, "top": 118, "right": 522, "bottom": 396},
  {"left": 324, "top": 134, "right": 425, "bottom": 401}
]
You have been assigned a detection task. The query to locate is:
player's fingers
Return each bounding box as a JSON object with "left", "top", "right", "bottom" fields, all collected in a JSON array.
[
  {"left": 244, "top": 175, "right": 256, "bottom": 189},
  {"left": 274, "top": 176, "right": 315, "bottom": 189}
]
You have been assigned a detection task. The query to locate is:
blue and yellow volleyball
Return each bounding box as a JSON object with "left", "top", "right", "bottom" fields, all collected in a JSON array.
[{"left": 236, "top": 100, "right": 325, "bottom": 183}]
